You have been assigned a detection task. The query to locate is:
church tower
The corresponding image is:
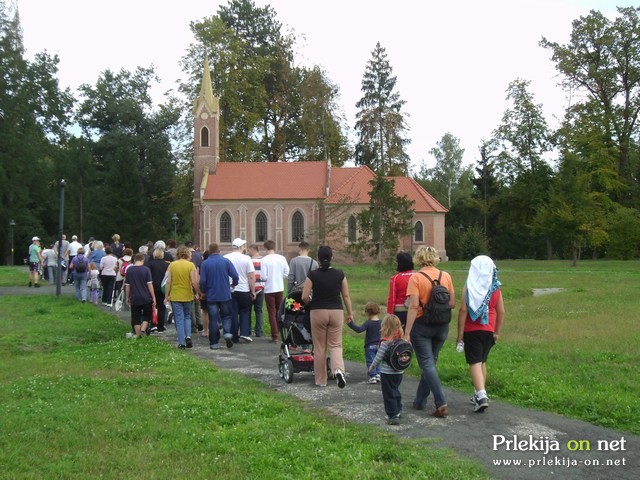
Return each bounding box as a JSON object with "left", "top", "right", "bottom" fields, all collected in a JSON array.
[{"left": 192, "top": 59, "right": 220, "bottom": 247}]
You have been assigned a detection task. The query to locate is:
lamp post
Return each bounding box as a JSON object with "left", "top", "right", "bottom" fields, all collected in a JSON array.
[
  {"left": 9, "top": 219, "right": 16, "bottom": 265},
  {"left": 409, "top": 210, "right": 415, "bottom": 255},
  {"left": 56, "top": 179, "right": 66, "bottom": 296},
  {"left": 172, "top": 213, "right": 179, "bottom": 242}
]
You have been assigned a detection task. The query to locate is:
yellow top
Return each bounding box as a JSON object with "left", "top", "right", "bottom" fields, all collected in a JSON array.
[{"left": 168, "top": 259, "right": 195, "bottom": 302}]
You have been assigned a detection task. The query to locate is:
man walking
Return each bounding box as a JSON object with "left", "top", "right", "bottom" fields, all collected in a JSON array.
[
  {"left": 261, "top": 240, "right": 289, "bottom": 342},
  {"left": 200, "top": 243, "right": 239, "bottom": 349},
  {"left": 288, "top": 241, "right": 318, "bottom": 292},
  {"left": 28, "top": 236, "right": 42, "bottom": 288},
  {"left": 67, "top": 235, "right": 82, "bottom": 285},
  {"left": 224, "top": 238, "right": 256, "bottom": 343}
]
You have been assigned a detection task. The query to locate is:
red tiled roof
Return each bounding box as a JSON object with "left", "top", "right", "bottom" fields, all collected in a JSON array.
[
  {"left": 391, "top": 176, "right": 448, "bottom": 213},
  {"left": 202, "top": 161, "right": 447, "bottom": 213},
  {"left": 203, "top": 161, "right": 328, "bottom": 200}
]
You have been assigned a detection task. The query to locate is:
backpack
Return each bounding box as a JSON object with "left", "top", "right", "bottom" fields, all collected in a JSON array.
[
  {"left": 418, "top": 271, "right": 452, "bottom": 325},
  {"left": 383, "top": 338, "right": 414, "bottom": 371},
  {"left": 75, "top": 257, "right": 87, "bottom": 273},
  {"left": 120, "top": 260, "right": 130, "bottom": 277}
]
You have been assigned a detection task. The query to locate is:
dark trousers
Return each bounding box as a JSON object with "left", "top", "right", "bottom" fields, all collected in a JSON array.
[
  {"left": 101, "top": 275, "right": 116, "bottom": 305},
  {"left": 380, "top": 373, "right": 404, "bottom": 418},
  {"left": 231, "top": 290, "right": 253, "bottom": 341},
  {"left": 153, "top": 285, "right": 166, "bottom": 332}
]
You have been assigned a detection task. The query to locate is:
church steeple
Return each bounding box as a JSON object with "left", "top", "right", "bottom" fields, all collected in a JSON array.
[{"left": 193, "top": 58, "right": 220, "bottom": 248}]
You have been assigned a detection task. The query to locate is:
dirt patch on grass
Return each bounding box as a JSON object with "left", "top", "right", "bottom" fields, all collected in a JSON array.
[{"left": 532, "top": 288, "right": 566, "bottom": 296}]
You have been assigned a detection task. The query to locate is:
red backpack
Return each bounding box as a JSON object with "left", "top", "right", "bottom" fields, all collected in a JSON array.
[{"left": 120, "top": 260, "right": 131, "bottom": 277}]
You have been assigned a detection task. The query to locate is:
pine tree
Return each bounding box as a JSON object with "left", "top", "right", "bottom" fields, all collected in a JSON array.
[{"left": 354, "top": 42, "right": 410, "bottom": 176}]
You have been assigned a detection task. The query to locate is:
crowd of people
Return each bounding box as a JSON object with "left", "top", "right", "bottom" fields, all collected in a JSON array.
[{"left": 26, "top": 234, "right": 505, "bottom": 426}]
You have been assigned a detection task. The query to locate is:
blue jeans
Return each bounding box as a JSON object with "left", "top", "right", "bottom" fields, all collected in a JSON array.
[
  {"left": 207, "top": 300, "right": 233, "bottom": 346},
  {"left": 365, "top": 344, "right": 380, "bottom": 378},
  {"left": 171, "top": 301, "right": 192, "bottom": 346},
  {"left": 231, "top": 290, "right": 252, "bottom": 340},
  {"left": 252, "top": 290, "right": 264, "bottom": 336},
  {"left": 74, "top": 272, "right": 87, "bottom": 301},
  {"left": 410, "top": 321, "right": 449, "bottom": 408}
]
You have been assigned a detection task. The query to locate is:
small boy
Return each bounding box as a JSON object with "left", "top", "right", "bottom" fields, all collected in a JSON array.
[
  {"left": 369, "top": 314, "right": 405, "bottom": 425},
  {"left": 347, "top": 301, "right": 382, "bottom": 383},
  {"left": 124, "top": 253, "right": 156, "bottom": 337}
]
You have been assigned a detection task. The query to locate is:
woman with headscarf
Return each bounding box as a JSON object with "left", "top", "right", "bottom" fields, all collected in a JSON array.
[
  {"left": 456, "top": 255, "right": 505, "bottom": 413},
  {"left": 404, "top": 246, "right": 455, "bottom": 418},
  {"left": 386, "top": 251, "right": 414, "bottom": 329},
  {"left": 302, "top": 246, "right": 353, "bottom": 389}
]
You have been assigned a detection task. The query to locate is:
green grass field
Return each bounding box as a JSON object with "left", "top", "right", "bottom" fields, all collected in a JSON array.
[
  {"left": 0, "top": 293, "right": 487, "bottom": 479},
  {"left": 339, "top": 260, "right": 640, "bottom": 435},
  {"left": 1, "top": 259, "right": 638, "bottom": 478}
]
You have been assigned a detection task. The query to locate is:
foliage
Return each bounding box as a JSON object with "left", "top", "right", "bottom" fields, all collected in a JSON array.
[
  {"left": 458, "top": 225, "right": 490, "bottom": 260},
  {"left": 540, "top": 6, "right": 640, "bottom": 194},
  {"left": 354, "top": 42, "right": 411, "bottom": 176},
  {"left": 75, "top": 67, "right": 181, "bottom": 244},
  {"left": 606, "top": 206, "right": 640, "bottom": 259},
  {"left": 352, "top": 174, "right": 414, "bottom": 262},
  {"left": 185, "top": 0, "right": 350, "bottom": 164},
  {"left": 0, "top": 295, "right": 488, "bottom": 479}
]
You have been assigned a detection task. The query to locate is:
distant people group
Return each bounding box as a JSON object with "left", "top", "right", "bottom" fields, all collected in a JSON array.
[{"left": 25, "top": 233, "right": 505, "bottom": 426}]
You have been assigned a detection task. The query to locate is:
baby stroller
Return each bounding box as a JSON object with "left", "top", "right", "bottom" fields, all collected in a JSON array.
[{"left": 277, "top": 291, "right": 331, "bottom": 383}]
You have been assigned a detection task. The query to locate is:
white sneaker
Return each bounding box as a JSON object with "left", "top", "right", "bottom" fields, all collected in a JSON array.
[
  {"left": 335, "top": 369, "right": 346, "bottom": 389},
  {"left": 368, "top": 377, "right": 378, "bottom": 384},
  {"left": 239, "top": 335, "right": 253, "bottom": 343}
]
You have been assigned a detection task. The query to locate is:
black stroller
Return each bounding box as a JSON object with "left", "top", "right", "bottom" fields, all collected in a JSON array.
[{"left": 277, "top": 291, "right": 331, "bottom": 383}]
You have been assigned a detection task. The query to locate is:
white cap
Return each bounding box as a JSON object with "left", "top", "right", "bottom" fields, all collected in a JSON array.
[
  {"left": 232, "top": 238, "right": 246, "bottom": 248},
  {"left": 72, "top": 235, "right": 78, "bottom": 240},
  {"left": 32, "top": 236, "right": 40, "bottom": 241}
]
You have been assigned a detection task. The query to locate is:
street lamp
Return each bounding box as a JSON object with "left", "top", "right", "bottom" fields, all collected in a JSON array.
[
  {"left": 9, "top": 219, "right": 16, "bottom": 265},
  {"left": 57, "top": 179, "right": 66, "bottom": 296},
  {"left": 172, "top": 213, "right": 179, "bottom": 242}
]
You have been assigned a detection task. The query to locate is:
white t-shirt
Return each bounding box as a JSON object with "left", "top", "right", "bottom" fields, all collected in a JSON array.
[
  {"left": 261, "top": 253, "right": 290, "bottom": 294},
  {"left": 224, "top": 250, "right": 255, "bottom": 292},
  {"left": 100, "top": 254, "right": 118, "bottom": 276},
  {"left": 69, "top": 240, "right": 82, "bottom": 256}
]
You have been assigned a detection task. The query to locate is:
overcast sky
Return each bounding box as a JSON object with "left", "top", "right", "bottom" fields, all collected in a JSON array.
[{"left": 17, "top": 0, "right": 634, "bottom": 171}]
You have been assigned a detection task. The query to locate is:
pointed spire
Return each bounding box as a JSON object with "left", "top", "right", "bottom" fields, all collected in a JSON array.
[{"left": 195, "top": 58, "right": 219, "bottom": 113}]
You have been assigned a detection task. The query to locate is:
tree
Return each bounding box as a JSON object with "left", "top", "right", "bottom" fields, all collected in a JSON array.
[
  {"left": 0, "top": 2, "right": 73, "bottom": 261},
  {"left": 540, "top": 7, "right": 640, "bottom": 195},
  {"left": 353, "top": 174, "right": 414, "bottom": 263},
  {"left": 354, "top": 42, "right": 410, "bottom": 176},
  {"left": 419, "top": 132, "right": 467, "bottom": 209},
  {"left": 185, "top": 0, "right": 349, "bottom": 164},
  {"left": 76, "top": 67, "right": 180, "bottom": 243},
  {"left": 491, "top": 79, "right": 554, "bottom": 258}
]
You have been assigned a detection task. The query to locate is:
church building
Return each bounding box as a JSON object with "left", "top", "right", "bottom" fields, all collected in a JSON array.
[{"left": 192, "top": 62, "right": 448, "bottom": 260}]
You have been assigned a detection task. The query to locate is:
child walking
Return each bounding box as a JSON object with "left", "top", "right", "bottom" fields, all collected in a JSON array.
[
  {"left": 369, "top": 314, "right": 405, "bottom": 425},
  {"left": 88, "top": 262, "right": 101, "bottom": 305},
  {"left": 347, "top": 301, "right": 382, "bottom": 383}
]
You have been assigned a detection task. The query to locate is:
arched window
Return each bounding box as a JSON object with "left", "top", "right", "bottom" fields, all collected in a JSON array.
[
  {"left": 200, "top": 126, "right": 209, "bottom": 147},
  {"left": 347, "top": 215, "right": 357, "bottom": 243},
  {"left": 255, "top": 212, "right": 267, "bottom": 242},
  {"left": 220, "top": 212, "right": 231, "bottom": 243},
  {"left": 292, "top": 211, "right": 304, "bottom": 242},
  {"left": 414, "top": 221, "right": 424, "bottom": 242}
]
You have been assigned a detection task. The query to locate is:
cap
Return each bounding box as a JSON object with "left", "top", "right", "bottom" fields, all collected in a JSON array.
[
  {"left": 32, "top": 236, "right": 40, "bottom": 241},
  {"left": 232, "top": 238, "right": 246, "bottom": 248},
  {"left": 72, "top": 235, "right": 78, "bottom": 240}
]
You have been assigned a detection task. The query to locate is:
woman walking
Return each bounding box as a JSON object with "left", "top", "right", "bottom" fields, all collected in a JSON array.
[
  {"left": 165, "top": 246, "right": 201, "bottom": 349},
  {"left": 99, "top": 245, "right": 118, "bottom": 307},
  {"left": 302, "top": 246, "right": 353, "bottom": 388},
  {"left": 404, "top": 246, "right": 455, "bottom": 418}
]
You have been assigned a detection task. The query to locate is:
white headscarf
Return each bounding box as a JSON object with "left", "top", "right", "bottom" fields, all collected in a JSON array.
[{"left": 465, "top": 255, "right": 500, "bottom": 324}]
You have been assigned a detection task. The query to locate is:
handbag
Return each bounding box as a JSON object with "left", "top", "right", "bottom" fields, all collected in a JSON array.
[
  {"left": 151, "top": 306, "right": 158, "bottom": 325},
  {"left": 114, "top": 289, "right": 125, "bottom": 312}
]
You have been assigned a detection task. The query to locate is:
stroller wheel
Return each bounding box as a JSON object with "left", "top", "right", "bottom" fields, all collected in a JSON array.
[
  {"left": 278, "top": 357, "right": 285, "bottom": 378},
  {"left": 282, "top": 359, "right": 294, "bottom": 384},
  {"left": 326, "top": 358, "right": 334, "bottom": 379}
]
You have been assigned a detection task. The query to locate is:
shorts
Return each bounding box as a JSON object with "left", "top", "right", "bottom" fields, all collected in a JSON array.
[
  {"left": 29, "top": 262, "right": 40, "bottom": 272},
  {"left": 463, "top": 330, "right": 495, "bottom": 364},
  {"left": 131, "top": 303, "right": 153, "bottom": 326}
]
